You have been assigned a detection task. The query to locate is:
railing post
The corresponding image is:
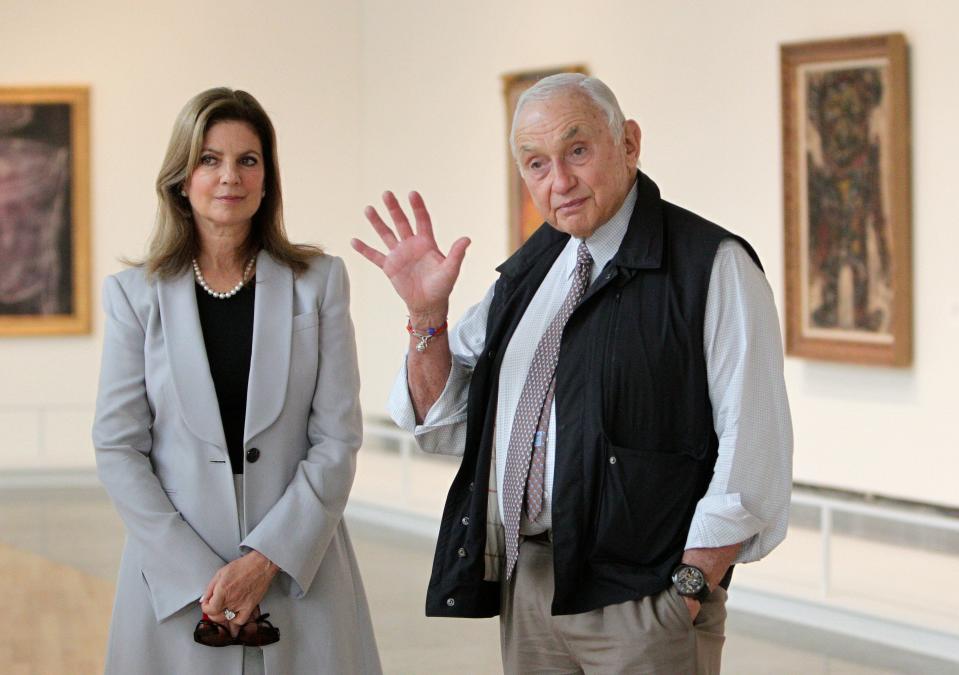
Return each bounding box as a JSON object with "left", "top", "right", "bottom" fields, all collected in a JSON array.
[
  {"left": 400, "top": 435, "right": 413, "bottom": 501},
  {"left": 37, "top": 407, "right": 45, "bottom": 457},
  {"left": 820, "top": 505, "right": 832, "bottom": 598}
]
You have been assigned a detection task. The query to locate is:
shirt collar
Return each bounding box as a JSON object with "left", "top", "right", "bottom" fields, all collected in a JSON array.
[{"left": 562, "top": 178, "right": 638, "bottom": 280}]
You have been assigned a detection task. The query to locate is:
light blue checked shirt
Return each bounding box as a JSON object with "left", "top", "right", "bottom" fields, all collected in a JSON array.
[{"left": 389, "top": 181, "right": 793, "bottom": 564}]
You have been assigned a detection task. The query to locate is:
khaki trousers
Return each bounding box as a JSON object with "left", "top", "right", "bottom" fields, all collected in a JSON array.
[{"left": 500, "top": 537, "right": 726, "bottom": 675}]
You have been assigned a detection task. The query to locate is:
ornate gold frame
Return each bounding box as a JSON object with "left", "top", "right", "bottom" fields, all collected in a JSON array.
[{"left": 0, "top": 86, "right": 91, "bottom": 336}]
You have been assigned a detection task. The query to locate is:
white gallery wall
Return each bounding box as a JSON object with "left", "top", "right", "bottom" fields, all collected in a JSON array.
[
  {"left": 0, "top": 0, "right": 364, "bottom": 468},
  {"left": 1, "top": 1, "right": 957, "bottom": 508}
]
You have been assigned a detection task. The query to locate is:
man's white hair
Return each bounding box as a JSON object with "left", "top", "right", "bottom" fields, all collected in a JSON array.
[{"left": 509, "top": 73, "right": 627, "bottom": 159}]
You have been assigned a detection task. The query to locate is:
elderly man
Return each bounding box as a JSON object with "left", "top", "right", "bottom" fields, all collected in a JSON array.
[{"left": 352, "top": 73, "right": 792, "bottom": 674}]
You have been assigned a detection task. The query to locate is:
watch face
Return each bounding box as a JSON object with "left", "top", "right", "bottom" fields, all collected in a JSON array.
[{"left": 672, "top": 565, "right": 706, "bottom": 595}]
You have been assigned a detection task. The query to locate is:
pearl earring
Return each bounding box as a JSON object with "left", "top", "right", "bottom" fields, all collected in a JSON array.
[{"left": 180, "top": 189, "right": 187, "bottom": 197}]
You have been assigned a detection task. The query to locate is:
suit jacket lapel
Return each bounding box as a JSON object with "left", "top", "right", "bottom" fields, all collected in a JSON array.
[
  {"left": 157, "top": 268, "right": 228, "bottom": 449},
  {"left": 243, "top": 251, "right": 292, "bottom": 443}
]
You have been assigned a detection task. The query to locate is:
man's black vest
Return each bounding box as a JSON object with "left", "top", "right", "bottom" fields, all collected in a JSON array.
[{"left": 424, "top": 171, "right": 762, "bottom": 618}]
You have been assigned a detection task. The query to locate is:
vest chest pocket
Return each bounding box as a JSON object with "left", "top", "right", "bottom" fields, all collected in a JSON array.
[{"left": 592, "top": 443, "right": 702, "bottom": 567}]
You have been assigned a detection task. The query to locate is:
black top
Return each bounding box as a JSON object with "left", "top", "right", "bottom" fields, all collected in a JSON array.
[{"left": 195, "top": 280, "right": 255, "bottom": 474}]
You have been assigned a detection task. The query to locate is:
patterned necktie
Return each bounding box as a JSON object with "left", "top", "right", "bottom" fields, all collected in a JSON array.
[
  {"left": 502, "top": 241, "right": 593, "bottom": 580},
  {"left": 525, "top": 378, "right": 556, "bottom": 523}
]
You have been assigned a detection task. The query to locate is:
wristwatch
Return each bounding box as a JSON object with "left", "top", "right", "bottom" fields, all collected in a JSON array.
[{"left": 671, "top": 563, "right": 710, "bottom": 603}]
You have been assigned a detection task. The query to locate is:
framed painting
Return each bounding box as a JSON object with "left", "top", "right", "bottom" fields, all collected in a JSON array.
[
  {"left": 0, "top": 86, "right": 90, "bottom": 336},
  {"left": 781, "top": 34, "right": 911, "bottom": 366},
  {"left": 502, "top": 64, "right": 588, "bottom": 251}
]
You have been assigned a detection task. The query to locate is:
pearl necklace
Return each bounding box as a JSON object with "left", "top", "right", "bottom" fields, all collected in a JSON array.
[{"left": 192, "top": 256, "right": 256, "bottom": 299}]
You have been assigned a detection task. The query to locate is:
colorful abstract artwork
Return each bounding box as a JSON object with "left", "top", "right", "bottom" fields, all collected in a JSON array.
[{"left": 782, "top": 35, "right": 911, "bottom": 366}]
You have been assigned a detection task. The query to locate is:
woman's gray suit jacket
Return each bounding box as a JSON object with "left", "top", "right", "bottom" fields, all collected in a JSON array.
[{"left": 93, "top": 251, "right": 381, "bottom": 674}]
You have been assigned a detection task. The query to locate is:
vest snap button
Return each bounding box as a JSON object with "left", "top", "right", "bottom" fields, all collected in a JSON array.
[
  {"left": 609, "top": 456, "right": 617, "bottom": 465},
  {"left": 446, "top": 597, "right": 455, "bottom": 607},
  {"left": 461, "top": 516, "right": 470, "bottom": 526},
  {"left": 457, "top": 547, "right": 467, "bottom": 557}
]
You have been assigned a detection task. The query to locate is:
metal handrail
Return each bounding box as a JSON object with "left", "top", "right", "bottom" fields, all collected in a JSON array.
[
  {"left": 790, "top": 490, "right": 959, "bottom": 597},
  {"left": 791, "top": 491, "right": 959, "bottom": 532},
  {"left": 0, "top": 403, "right": 92, "bottom": 457}
]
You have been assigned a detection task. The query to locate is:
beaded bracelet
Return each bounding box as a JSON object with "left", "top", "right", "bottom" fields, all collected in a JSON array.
[{"left": 406, "top": 319, "right": 448, "bottom": 353}]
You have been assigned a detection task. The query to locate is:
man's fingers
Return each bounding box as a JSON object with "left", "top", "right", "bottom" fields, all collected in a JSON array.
[
  {"left": 364, "top": 205, "right": 399, "bottom": 250},
  {"left": 383, "top": 191, "right": 414, "bottom": 240},
  {"left": 444, "top": 237, "right": 471, "bottom": 277},
  {"left": 350, "top": 238, "right": 386, "bottom": 268},
  {"left": 408, "top": 191, "right": 434, "bottom": 241}
]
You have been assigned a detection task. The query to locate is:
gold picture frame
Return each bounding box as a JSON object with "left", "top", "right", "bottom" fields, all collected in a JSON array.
[
  {"left": 0, "top": 86, "right": 91, "bottom": 336},
  {"left": 781, "top": 34, "right": 911, "bottom": 366},
  {"left": 502, "top": 65, "right": 588, "bottom": 252}
]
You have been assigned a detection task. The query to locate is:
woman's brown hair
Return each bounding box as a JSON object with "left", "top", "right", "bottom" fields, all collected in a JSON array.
[{"left": 140, "top": 87, "right": 321, "bottom": 277}]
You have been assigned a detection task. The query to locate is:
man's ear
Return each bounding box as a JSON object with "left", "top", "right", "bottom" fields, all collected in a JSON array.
[{"left": 623, "top": 119, "right": 641, "bottom": 166}]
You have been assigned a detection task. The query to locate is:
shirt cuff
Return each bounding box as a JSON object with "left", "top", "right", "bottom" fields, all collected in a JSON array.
[
  {"left": 387, "top": 357, "right": 420, "bottom": 433},
  {"left": 684, "top": 492, "right": 767, "bottom": 563},
  {"left": 386, "top": 355, "right": 470, "bottom": 434}
]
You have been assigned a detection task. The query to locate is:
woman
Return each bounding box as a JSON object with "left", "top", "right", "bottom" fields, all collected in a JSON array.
[{"left": 92, "top": 88, "right": 381, "bottom": 674}]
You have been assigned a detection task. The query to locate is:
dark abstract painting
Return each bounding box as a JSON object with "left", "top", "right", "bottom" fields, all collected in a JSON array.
[{"left": 0, "top": 87, "right": 89, "bottom": 335}]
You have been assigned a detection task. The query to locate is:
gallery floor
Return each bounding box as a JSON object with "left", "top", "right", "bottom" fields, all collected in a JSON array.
[{"left": 1, "top": 481, "right": 956, "bottom": 675}]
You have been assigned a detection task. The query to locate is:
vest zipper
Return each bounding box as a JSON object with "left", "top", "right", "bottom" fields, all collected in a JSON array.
[{"left": 592, "top": 290, "right": 623, "bottom": 539}]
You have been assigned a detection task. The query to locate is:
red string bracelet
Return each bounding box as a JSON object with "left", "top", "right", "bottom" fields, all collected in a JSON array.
[{"left": 407, "top": 319, "right": 448, "bottom": 352}]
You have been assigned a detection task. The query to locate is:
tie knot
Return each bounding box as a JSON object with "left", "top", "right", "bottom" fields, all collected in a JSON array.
[{"left": 576, "top": 241, "right": 593, "bottom": 269}]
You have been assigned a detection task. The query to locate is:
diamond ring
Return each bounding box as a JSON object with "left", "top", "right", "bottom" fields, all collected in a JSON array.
[{"left": 224, "top": 608, "right": 237, "bottom": 621}]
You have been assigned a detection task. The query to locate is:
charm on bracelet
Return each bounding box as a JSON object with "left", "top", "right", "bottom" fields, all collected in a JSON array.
[{"left": 406, "top": 319, "right": 448, "bottom": 352}]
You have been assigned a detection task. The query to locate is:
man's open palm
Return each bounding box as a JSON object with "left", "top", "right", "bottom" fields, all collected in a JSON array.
[{"left": 351, "top": 190, "right": 470, "bottom": 316}]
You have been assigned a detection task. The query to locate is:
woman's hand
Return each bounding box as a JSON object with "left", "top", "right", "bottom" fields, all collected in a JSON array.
[
  {"left": 200, "top": 550, "right": 279, "bottom": 635},
  {"left": 351, "top": 191, "right": 470, "bottom": 324}
]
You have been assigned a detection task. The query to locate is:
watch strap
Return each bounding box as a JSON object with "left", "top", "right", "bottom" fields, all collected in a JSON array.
[
  {"left": 690, "top": 581, "right": 710, "bottom": 603},
  {"left": 672, "top": 564, "right": 711, "bottom": 603}
]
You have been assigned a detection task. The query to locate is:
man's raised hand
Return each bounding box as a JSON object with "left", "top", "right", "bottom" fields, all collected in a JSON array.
[{"left": 351, "top": 191, "right": 470, "bottom": 322}]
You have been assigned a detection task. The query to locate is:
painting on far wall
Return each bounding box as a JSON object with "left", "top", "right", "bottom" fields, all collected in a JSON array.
[
  {"left": 781, "top": 34, "right": 911, "bottom": 366},
  {"left": 502, "top": 65, "right": 588, "bottom": 252},
  {"left": 0, "top": 86, "right": 90, "bottom": 336}
]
